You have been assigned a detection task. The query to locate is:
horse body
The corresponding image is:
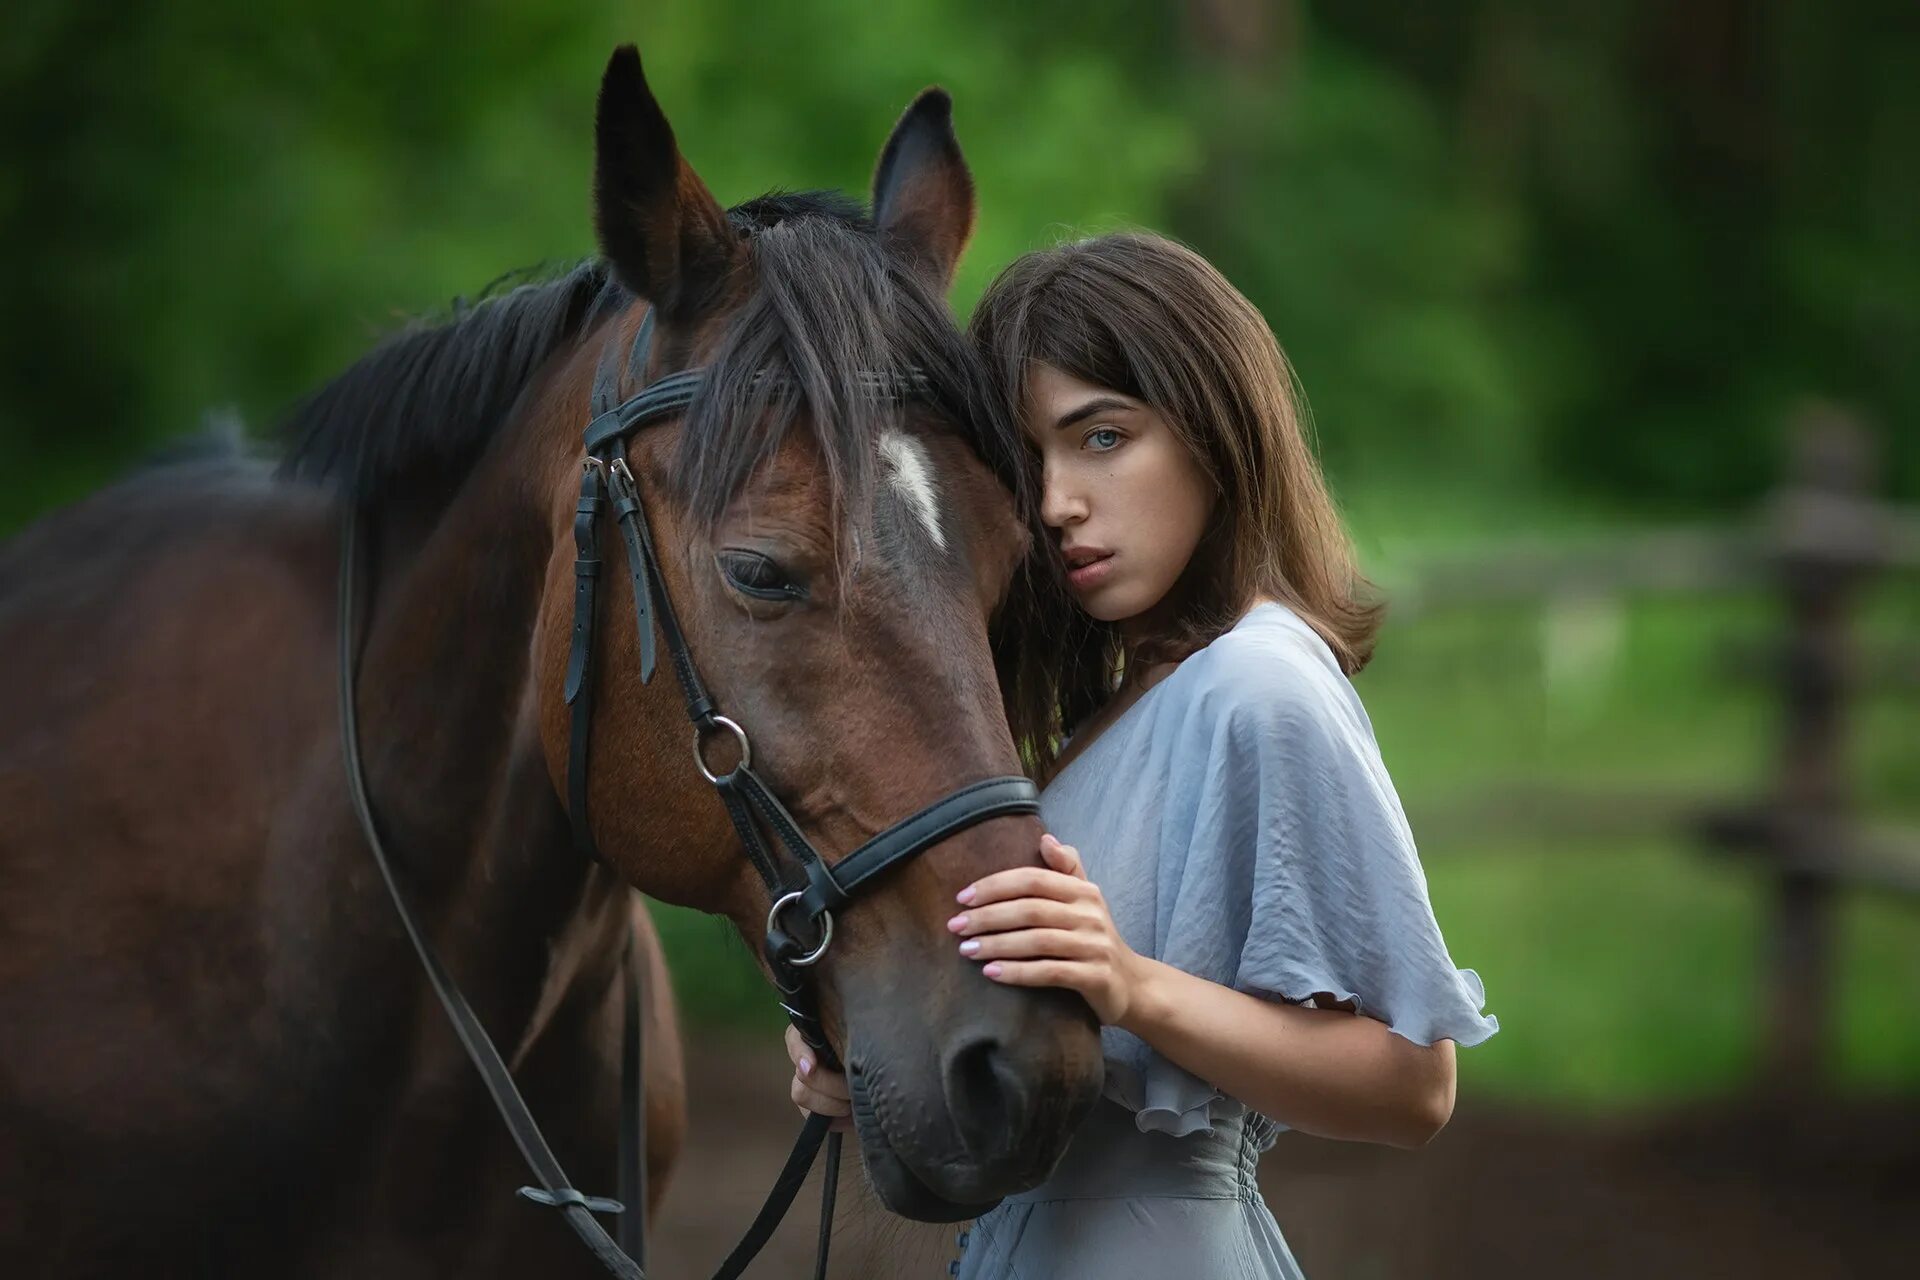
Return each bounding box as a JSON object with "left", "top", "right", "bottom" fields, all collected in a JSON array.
[
  {"left": 0, "top": 46, "right": 1103, "bottom": 1277},
  {"left": 0, "top": 441, "right": 683, "bottom": 1276}
]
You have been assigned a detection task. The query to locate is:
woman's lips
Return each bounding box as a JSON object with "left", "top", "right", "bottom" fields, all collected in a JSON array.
[{"left": 1066, "top": 553, "right": 1114, "bottom": 590}]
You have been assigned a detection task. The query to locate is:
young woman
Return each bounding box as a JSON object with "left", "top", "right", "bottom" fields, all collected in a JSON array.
[{"left": 786, "top": 231, "right": 1498, "bottom": 1278}]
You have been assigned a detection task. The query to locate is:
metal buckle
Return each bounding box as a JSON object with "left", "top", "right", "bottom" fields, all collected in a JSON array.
[
  {"left": 766, "top": 890, "right": 833, "bottom": 967},
  {"left": 693, "top": 715, "right": 751, "bottom": 784}
]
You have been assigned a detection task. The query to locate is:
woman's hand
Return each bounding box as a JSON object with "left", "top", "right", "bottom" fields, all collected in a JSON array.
[
  {"left": 785, "top": 1024, "right": 853, "bottom": 1133},
  {"left": 950, "top": 834, "right": 1145, "bottom": 1025}
]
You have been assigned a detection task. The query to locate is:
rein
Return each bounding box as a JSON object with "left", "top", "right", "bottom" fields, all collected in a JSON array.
[{"left": 338, "top": 305, "right": 1039, "bottom": 1278}]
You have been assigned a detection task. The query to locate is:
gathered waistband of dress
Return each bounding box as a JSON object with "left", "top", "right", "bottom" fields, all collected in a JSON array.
[{"left": 1001, "top": 1098, "right": 1262, "bottom": 1203}]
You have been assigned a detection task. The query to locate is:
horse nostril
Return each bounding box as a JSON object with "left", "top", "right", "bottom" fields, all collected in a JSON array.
[{"left": 943, "top": 1036, "right": 1030, "bottom": 1161}]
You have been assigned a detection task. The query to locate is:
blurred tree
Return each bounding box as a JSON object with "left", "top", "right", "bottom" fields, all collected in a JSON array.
[
  {"left": 1, "top": 0, "right": 1913, "bottom": 532},
  {"left": 1310, "top": 1, "right": 1920, "bottom": 505}
]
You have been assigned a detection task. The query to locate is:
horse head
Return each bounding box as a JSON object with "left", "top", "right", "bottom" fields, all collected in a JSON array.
[{"left": 532, "top": 46, "right": 1102, "bottom": 1219}]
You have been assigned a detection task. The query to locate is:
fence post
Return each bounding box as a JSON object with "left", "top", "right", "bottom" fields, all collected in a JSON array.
[{"left": 1756, "top": 404, "right": 1876, "bottom": 1092}]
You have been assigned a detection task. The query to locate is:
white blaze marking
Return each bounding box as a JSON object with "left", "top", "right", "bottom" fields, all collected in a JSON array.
[{"left": 879, "top": 430, "right": 946, "bottom": 551}]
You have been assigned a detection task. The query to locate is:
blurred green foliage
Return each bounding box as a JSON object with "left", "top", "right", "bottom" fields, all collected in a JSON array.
[{"left": 3, "top": 1, "right": 1914, "bottom": 531}]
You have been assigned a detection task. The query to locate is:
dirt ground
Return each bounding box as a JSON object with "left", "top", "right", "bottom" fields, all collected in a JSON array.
[{"left": 645, "top": 1032, "right": 1920, "bottom": 1278}]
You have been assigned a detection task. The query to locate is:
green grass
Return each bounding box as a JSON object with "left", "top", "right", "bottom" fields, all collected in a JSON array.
[{"left": 646, "top": 530, "right": 1920, "bottom": 1109}]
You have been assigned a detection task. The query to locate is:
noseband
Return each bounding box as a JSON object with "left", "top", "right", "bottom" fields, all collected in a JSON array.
[{"left": 339, "top": 304, "right": 1039, "bottom": 1279}]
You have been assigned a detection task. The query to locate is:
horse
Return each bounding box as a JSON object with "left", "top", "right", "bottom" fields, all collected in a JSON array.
[{"left": 0, "top": 45, "right": 1103, "bottom": 1277}]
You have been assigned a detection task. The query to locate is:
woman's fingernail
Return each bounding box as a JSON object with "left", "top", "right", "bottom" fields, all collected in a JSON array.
[
  {"left": 956, "top": 886, "right": 976, "bottom": 905},
  {"left": 799, "top": 1057, "right": 812, "bottom": 1076},
  {"left": 947, "top": 914, "right": 969, "bottom": 933},
  {"left": 959, "top": 939, "right": 981, "bottom": 956},
  {"left": 983, "top": 963, "right": 1004, "bottom": 979}
]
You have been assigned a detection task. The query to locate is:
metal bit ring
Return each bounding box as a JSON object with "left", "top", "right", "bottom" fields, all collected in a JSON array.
[
  {"left": 693, "top": 715, "right": 752, "bottom": 784},
  {"left": 766, "top": 890, "right": 833, "bottom": 967}
]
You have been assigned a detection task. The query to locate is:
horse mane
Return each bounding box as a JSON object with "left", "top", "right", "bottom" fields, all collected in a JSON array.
[
  {"left": 274, "top": 259, "right": 620, "bottom": 501},
  {"left": 676, "top": 190, "right": 1033, "bottom": 530},
  {"left": 274, "top": 192, "right": 1031, "bottom": 528}
]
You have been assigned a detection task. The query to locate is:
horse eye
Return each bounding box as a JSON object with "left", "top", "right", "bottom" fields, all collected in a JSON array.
[{"left": 717, "top": 551, "right": 804, "bottom": 602}]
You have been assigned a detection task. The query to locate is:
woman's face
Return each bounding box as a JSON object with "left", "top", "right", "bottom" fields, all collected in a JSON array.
[{"left": 1022, "top": 363, "right": 1216, "bottom": 625}]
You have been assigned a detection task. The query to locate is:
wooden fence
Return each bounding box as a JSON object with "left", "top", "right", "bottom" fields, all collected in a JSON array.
[{"left": 1386, "top": 404, "right": 1920, "bottom": 1092}]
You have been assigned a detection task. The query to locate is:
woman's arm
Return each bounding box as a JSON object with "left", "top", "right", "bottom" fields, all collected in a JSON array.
[
  {"left": 1121, "top": 955, "right": 1454, "bottom": 1148},
  {"left": 955, "top": 836, "right": 1455, "bottom": 1150}
]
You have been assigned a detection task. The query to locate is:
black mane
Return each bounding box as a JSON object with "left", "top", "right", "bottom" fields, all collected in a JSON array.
[
  {"left": 677, "top": 189, "right": 1030, "bottom": 531},
  {"left": 275, "top": 259, "right": 620, "bottom": 500},
  {"left": 275, "top": 192, "right": 1031, "bottom": 531}
]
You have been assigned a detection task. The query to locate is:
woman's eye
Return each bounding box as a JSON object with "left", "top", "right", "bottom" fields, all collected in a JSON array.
[
  {"left": 717, "top": 551, "right": 804, "bottom": 602},
  {"left": 1085, "top": 427, "right": 1123, "bottom": 452}
]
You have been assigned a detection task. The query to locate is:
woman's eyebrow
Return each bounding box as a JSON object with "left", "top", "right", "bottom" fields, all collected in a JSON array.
[{"left": 1052, "top": 396, "right": 1138, "bottom": 431}]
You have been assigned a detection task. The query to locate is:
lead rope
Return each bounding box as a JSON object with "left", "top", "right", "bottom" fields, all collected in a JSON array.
[
  {"left": 619, "top": 928, "right": 647, "bottom": 1268},
  {"left": 341, "top": 499, "right": 845, "bottom": 1280},
  {"left": 337, "top": 503, "right": 644, "bottom": 1280}
]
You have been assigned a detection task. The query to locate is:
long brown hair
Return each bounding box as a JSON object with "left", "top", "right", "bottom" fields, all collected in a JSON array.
[{"left": 971, "top": 231, "right": 1384, "bottom": 775}]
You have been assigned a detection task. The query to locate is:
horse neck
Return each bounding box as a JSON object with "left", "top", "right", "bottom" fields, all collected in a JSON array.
[{"left": 345, "top": 372, "right": 629, "bottom": 1052}]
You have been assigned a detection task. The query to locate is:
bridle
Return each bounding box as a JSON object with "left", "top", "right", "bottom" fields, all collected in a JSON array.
[{"left": 337, "top": 302, "right": 1040, "bottom": 1279}]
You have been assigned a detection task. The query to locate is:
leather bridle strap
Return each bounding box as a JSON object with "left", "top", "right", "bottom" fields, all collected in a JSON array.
[
  {"left": 710, "top": 1112, "right": 835, "bottom": 1280},
  {"left": 336, "top": 505, "right": 642, "bottom": 1280},
  {"left": 341, "top": 503, "right": 847, "bottom": 1280},
  {"left": 568, "top": 307, "right": 1038, "bottom": 1018},
  {"left": 618, "top": 928, "right": 647, "bottom": 1266},
  {"left": 559, "top": 307, "right": 1037, "bottom": 1278},
  {"left": 790, "top": 776, "right": 1046, "bottom": 918},
  {"left": 343, "top": 299, "right": 1040, "bottom": 1280},
  {"left": 568, "top": 305, "right": 1043, "bottom": 1276}
]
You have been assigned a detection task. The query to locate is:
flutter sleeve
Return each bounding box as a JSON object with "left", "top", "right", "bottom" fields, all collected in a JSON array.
[{"left": 1100, "top": 618, "right": 1498, "bottom": 1137}]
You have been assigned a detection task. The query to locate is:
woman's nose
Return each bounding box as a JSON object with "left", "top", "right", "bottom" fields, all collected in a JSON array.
[{"left": 1039, "top": 468, "right": 1087, "bottom": 528}]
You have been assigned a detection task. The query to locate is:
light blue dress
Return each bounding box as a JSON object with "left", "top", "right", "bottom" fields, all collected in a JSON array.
[{"left": 950, "top": 602, "right": 1498, "bottom": 1278}]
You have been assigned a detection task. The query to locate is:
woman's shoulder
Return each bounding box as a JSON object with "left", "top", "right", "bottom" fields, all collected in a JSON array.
[{"left": 1170, "top": 601, "right": 1367, "bottom": 743}]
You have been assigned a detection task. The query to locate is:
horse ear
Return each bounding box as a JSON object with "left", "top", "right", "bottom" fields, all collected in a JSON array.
[
  {"left": 871, "top": 88, "right": 977, "bottom": 294},
  {"left": 593, "top": 45, "right": 738, "bottom": 320}
]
